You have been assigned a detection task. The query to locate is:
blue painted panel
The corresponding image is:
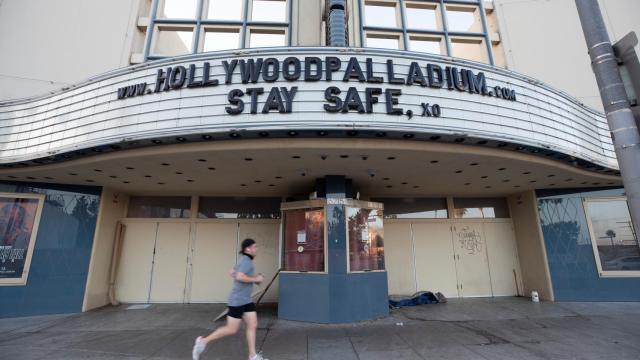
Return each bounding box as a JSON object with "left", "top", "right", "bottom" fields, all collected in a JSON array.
[
  {"left": 537, "top": 188, "right": 640, "bottom": 301},
  {"left": 0, "top": 182, "right": 101, "bottom": 317},
  {"left": 278, "top": 272, "right": 330, "bottom": 323}
]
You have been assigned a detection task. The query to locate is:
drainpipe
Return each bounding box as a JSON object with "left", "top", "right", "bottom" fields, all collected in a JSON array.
[
  {"left": 108, "top": 222, "right": 126, "bottom": 306},
  {"left": 575, "top": 0, "right": 640, "bottom": 235}
]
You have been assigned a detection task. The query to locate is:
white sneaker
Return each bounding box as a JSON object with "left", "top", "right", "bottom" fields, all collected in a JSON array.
[
  {"left": 250, "top": 351, "right": 269, "bottom": 360},
  {"left": 192, "top": 336, "right": 205, "bottom": 360}
]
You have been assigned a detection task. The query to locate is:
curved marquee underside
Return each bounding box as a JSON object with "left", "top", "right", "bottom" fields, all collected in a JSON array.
[{"left": 0, "top": 47, "right": 617, "bottom": 172}]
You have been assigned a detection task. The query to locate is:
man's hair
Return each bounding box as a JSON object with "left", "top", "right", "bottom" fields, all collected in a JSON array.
[{"left": 240, "top": 238, "right": 256, "bottom": 254}]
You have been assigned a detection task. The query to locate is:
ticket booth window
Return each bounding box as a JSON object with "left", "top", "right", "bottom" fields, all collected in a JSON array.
[
  {"left": 347, "top": 207, "right": 385, "bottom": 272},
  {"left": 282, "top": 208, "right": 325, "bottom": 272}
]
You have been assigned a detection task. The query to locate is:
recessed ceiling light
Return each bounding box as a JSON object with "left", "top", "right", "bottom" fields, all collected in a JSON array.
[
  {"left": 26, "top": 176, "right": 36, "bottom": 180},
  {"left": 123, "top": 181, "right": 130, "bottom": 184},
  {"left": 255, "top": 180, "right": 262, "bottom": 183},
  {"left": 455, "top": 170, "right": 463, "bottom": 173},
  {"left": 176, "top": 137, "right": 187, "bottom": 142},
  {"left": 454, "top": 138, "right": 465, "bottom": 143},
  {"left": 464, "top": 182, "right": 471, "bottom": 185},
  {"left": 565, "top": 178, "right": 573, "bottom": 182},
  {"left": 497, "top": 143, "right": 507, "bottom": 147},
  {"left": 403, "top": 134, "right": 414, "bottom": 139},
  {"left": 158, "top": 182, "right": 165, "bottom": 185},
  {"left": 198, "top": 159, "right": 207, "bottom": 162},
  {"left": 288, "top": 131, "right": 298, "bottom": 137},
  {"left": 485, "top": 186, "right": 492, "bottom": 189},
  {"left": 503, "top": 179, "right": 510, "bottom": 182},
  {"left": 268, "top": 184, "right": 275, "bottom": 187},
  {"left": 230, "top": 132, "right": 240, "bottom": 138},
  {"left": 258, "top": 132, "right": 269, "bottom": 137},
  {"left": 523, "top": 171, "right": 531, "bottom": 175},
  {"left": 69, "top": 173, "right": 78, "bottom": 176},
  {"left": 152, "top": 139, "right": 163, "bottom": 144},
  {"left": 94, "top": 169, "right": 102, "bottom": 172},
  {"left": 110, "top": 145, "right": 122, "bottom": 150},
  {"left": 109, "top": 175, "right": 117, "bottom": 178},
  {"left": 161, "top": 163, "right": 170, "bottom": 166},
  {"left": 44, "top": 176, "right": 53, "bottom": 180},
  {"left": 292, "top": 155, "right": 301, "bottom": 159},
  {"left": 476, "top": 140, "right": 488, "bottom": 145},
  {"left": 92, "top": 148, "right": 102, "bottom": 153},
  {"left": 498, "top": 168, "right": 506, "bottom": 171},
  {"left": 126, "top": 167, "right": 134, "bottom": 170},
  {"left": 481, "top": 175, "right": 488, "bottom": 179},
  {"left": 317, "top": 130, "right": 328, "bottom": 136},
  {"left": 401, "top": 182, "right": 408, "bottom": 185},
  {"left": 530, "top": 180, "right": 537, "bottom": 183},
  {"left": 361, "top": 155, "right": 368, "bottom": 160},
  {"left": 383, "top": 177, "right": 390, "bottom": 180},
  {"left": 340, "top": 155, "right": 349, "bottom": 158},
  {"left": 592, "top": 182, "right": 601, "bottom": 185},
  {"left": 86, "top": 179, "right": 94, "bottom": 182},
  {"left": 245, "top": 158, "right": 253, "bottom": 161},
  {"left": 208, "top": 167, "right": 216, "bottom": 170},
  {"left": 549, "top": 183, "right": 556, "bottom": 186},
  {"left": 387, "top": 157, "right": 395, "bottom": 160},
  {"left": 176, "top": 171, "right": 183, "bottom": 174},
  {"left": 514, "top": 185, "right": 521, "bottom": 188},
  {"left": 275, "top": 176, "right": 282, "bottom": 179},
  {"left": 516, "top": 146, "right": 525, "bottom": 150},
  {"left": 607, "top": 182, "right": 614, "bottom": 185},
  {"left": 347, "top": 130, "right": 358, "bottom": 136},
  {"left": 187, "top": 179, "right": 194, "bottom": 182},
  {"left": 202, "top": 135, "right": 213, "bottom": 140},
  {"left": 413, "top": 185, "right": 420, "bottom": 188},
  {"left": 375, "top": 132, "right": 387, "bottom": 137},
  {"left": 7, "top": 175, "right": 17, "bottom": 179},
  {"left": 430, "top": 160, "right": 439, "bottom": 164},
  {"left": 547, "top": 174, "right": 555, "bottom": 177},
  {"left": 469, "top": 163, "right": 478, "bottom": 166},
  {"left": 144, "top": 175, "right": 152, "bottom": 178},
  {"left": 241, "top": 184, "right": 247, "bottom": 187},
  {"left": 386, "top": 185, "right": 392, "bottom": 188},
  {"left": 580, "top": 181, "right": 588, "bottom": 184}
]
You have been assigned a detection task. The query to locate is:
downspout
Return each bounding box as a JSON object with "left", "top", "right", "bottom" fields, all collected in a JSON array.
[{"left": 108, "top": 222, "right": 126, "bottom": 306}]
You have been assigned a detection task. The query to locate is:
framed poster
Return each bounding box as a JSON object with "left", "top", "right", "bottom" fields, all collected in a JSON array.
[{"left": 0, "top": 193, "right": 45, "bottom": 286}]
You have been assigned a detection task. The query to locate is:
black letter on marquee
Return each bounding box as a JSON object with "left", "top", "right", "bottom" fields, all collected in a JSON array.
[
  {"left": 226, "top": 89, "right": 245, "bottom": 115},
  {"left": 187, "top": 64, "right": 203, "bottom": 88},
  {"left": 304, "top": 57, "right": 322, "bottom": 81},
  {"left": 169, "top": 66, "right": 187, "bottom": 89},
  {"left": 245, "top": 87, "right": 264, "bottom": 114},
  {"left": 365, "top": 87, "right": 382, "bottom": 113},
  {"left": 325, "top": 57, "right": 341, "bottom": 80},
  {"left": 385, "top": 88, "right": 403, "bottom": 115},
  {"left": 280, "top": 87, "right": 298, "bottom": 113},
  {"left": 222, "top": 60, "right": 238, "bottom": 84},
  {"left": 343, "top": 57, "right": 366, "bottom": 82},
  {"left": 427, "top": 64, "right": 444, "bottom": 88},
  {"left": 406, "top": 62, "right": 427, "bottom": 86},
  {"left": 366, "top": 58, "right": 383, "bottom": 83},
  {"left": 324, "top": 86, "right": 342, "bottom": 112},
  {"left": 262, "top": 87, "right": 286, "bottom": 113},
  {"left": 262, "top": 58, "right": 280, "bottom": 82},
  {"left": 154, "top": 67, "right": 172, "bottom": 93},
  {"left": 342, "top": 87, "right": 365, "bottom": 113},
  {"left": 201, "top": 62, "right": 219, "bottom": 87},
  {"left": 386, "top": 60, "right": 405, "bottom": 85},
  {"left": 239, "top": 58, "right": 263, "bottom": 84},
  {"left": 283, "top": 57, "right": 301, "bottom": 81},
  {"left": 466, "top": 70, "right": 486, "bottom": 95}
]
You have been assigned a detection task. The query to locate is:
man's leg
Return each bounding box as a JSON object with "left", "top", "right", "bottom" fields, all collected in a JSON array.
[
  {"left": 243, "top": 311, "right": 258, "bottom": 358},
  {"left": 202, "top": 315, "right": 242, "bottom": 344}
]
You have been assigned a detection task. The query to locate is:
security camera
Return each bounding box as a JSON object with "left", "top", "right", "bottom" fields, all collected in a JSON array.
[
  {"left": 368, "top": 169, "right": 376, "bottom": 178},
  {"left": 320, "top": 155, "right": 328, "bottom": 160}
]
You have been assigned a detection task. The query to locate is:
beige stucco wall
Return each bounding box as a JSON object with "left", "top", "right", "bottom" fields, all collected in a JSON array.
[
  {"left": 494, "top": 0, "right": 640, "bottom": 112},
  {"left": 0, "top": 0, "right": 142, "bottom": 101},
  {"left": 508, "top": 190, "right": 554, "bottom": 301},
  {"left": 82, "top": 188, "right": 129, "bottom": 311}
]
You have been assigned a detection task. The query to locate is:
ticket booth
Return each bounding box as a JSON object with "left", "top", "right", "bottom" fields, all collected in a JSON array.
[{"left": 278, "top": 176, "right": 388, "bottom": 323}]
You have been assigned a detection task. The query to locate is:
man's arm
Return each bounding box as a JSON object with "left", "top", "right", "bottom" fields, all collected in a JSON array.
[{"left": 234, "top": 272, "right": 264, "bottom": 284}]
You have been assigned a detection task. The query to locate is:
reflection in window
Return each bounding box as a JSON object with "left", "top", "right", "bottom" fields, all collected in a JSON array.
[
  {"left": 348, "top": 208, "right": 385, "bottom": 271},
  {"left": 207, "top": 0, "right": 243, "bottom": 20},
  {"left": 203, "top": 29, "right": 240, "bottom": 51},
  {"left": 251, "top": 0, "right": 287, "bottom": 22},
  {"left": 128, "top": 196, "right": 191, "bottom": 218},
  {"left": 586, "top": 199, "right": 640, "bottom": 272},
  {"left": 283, "top": 208, "right": 325, "bottom": 272},
  {"left": 405, "top": 2, "right": 439, "bottom": 30},
  {"left": 445, "top": 5, "right": 481, "bottom": 32},
  {"left": 249, "top": 30, "right": 286, "bottom": 47},
  {"left": 365, "top": 3, "right": 398, "bottom": 28},
  {"left": 159, "top": 0, "right": 198, "bottom": 19},
  {"left": 198, "top": 197, "right": 280, "bottom": 219},
  {"left": 372, "top": 197, "right": 447, "bottom": 219},
  {"left": 453, "top": 197, "right": 509, "bottom": 218},
  {"left": 409, "top": 36, "right": 442, "bottom": 55},
  {"left": 366, "top": 34, "right": 400, "bottom": 49},
  {"left": 450, "top": 37, "right": 488, "bottom": 63},
  {"left": 153, "top": 27, "right": 194, "bottom": 56}
]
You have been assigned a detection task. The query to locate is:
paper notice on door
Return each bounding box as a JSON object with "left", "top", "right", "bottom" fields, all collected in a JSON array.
[
  {"left": 361, "top": 230, "right": 369, "bottom": 242},
  {"left": 297, "top": 230, "right": 306, "bottom": 244}
]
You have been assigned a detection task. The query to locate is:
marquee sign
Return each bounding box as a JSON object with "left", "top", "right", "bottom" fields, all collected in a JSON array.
[{"left": 0, "top": 48, "right": 616, "bottom": 170}]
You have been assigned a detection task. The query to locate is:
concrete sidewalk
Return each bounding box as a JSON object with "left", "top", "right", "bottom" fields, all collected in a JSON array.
[{"left": 1, "top": 297, "right": 639, "bottom": 359}]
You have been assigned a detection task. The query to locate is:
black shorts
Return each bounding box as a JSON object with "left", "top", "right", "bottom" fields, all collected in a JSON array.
[{"left": 227, "top": 302, "right": 256, "bottom": 319}]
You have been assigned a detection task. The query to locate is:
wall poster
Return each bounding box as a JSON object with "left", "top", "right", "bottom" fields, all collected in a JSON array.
[{"left": 0, "top": 193, "right": 45, "bottom": 285}]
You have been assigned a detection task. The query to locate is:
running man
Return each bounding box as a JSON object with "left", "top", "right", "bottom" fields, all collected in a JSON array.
[{"left": 192, "top": 238, "right": 268, "bottom": 360}]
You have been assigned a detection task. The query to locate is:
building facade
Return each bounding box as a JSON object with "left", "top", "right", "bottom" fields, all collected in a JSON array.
[{"left": 0, "top": 0, "right": 639, "bottom": 320}]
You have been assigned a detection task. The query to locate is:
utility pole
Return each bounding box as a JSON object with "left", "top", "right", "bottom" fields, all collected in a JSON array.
[{"left": 575, "top": 0, "right": 640, "bottom": 237}]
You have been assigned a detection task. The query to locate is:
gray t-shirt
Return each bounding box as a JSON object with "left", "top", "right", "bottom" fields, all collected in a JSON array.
[{"left": 228, "top": 254, "right": 255, "bottom": 306}]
